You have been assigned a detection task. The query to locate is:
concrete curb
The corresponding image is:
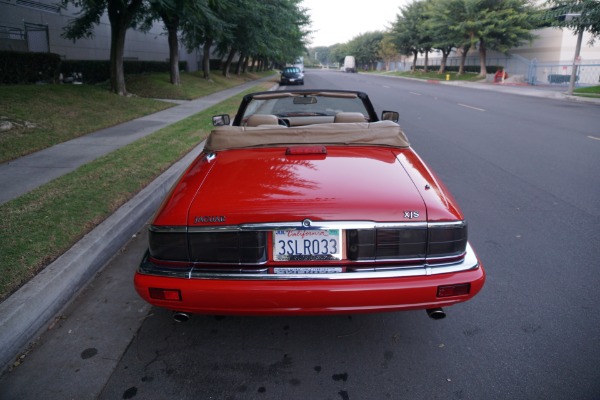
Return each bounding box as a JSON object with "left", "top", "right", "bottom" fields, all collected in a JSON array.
[
  {"left": 0, "top": 142, "right": 204, "bottom": 372},
  {"left": 0, "top": 79, "right": 279, "bottom": 373}
]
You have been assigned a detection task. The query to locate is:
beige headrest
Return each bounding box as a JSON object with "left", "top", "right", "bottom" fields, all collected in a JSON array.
[
  {"left": 334, "top": 112, "right": 366, "bottom": 123},
  {"left": 246, "top": 114, "right": 279, "bottom": 127}
]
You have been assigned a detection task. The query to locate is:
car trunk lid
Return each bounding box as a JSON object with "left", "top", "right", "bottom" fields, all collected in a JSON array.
[{"left": 187, "top": 147, "right": 427, "bottom": 226}]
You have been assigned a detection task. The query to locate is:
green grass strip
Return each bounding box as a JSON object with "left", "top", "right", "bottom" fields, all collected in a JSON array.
[
  {"left": 574, "top": 85, "right": 600, "bottom": 98},
  {"left": 0, "top": 81, "right": 274, "bottom": 301}
]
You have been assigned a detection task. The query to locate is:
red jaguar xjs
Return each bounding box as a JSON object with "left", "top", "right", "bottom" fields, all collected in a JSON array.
[{"left": 134, "top": 90, "right": 485, "bottom": 321}]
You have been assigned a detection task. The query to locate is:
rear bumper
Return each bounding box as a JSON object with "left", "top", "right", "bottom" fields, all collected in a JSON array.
[
  {"left": 279, "top": 79, "right": 301, "bottom": 85},
  {"left": 134, "top": 244, "right": 485, "bottom": 316}
]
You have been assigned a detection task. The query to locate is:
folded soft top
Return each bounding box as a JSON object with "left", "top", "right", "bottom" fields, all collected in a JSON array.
[{"left": 204, "top": 121, "right": 410, "bottom": 152}]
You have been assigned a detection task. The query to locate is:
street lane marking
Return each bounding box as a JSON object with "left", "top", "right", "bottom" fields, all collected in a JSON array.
[
  {"left": 588, "top": 136, "right": 600, "bottom": 141},
  {"left": 458, "top": 103, "right": 486, "bottom": 112},
  {"left": 409, "top": 92, "right": 422, "bottom": 96}
]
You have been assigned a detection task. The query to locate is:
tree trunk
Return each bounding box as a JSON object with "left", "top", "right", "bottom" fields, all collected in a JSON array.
[
  {"left": 203, "top": 37, "right": 213, "bottom": 80},
  {"left": 438, "top": 48, "right": 450, "bottom": 74},
  {"left": 222, "top": 47, "right": 236, "bottom": 78},
  {"left": 235, "top": 51, "right": 245, "bottom": 75},
  {"left": 411, "top": 52, "right": 418, "bottom": 72},
  {"left": 241, "top": 54, "right": 249, "bottom": 73},
  {"left": 166, "top": 22, "right": 180, "bottom": 85},
  {"left": 424, "top": 51, "right": 429, "bottom": 73},
  {"left": 109, "top": 21, "right": 127, "bottom": 95},
  {"left": 106, "top": 0, "right": 143, "bottom": 96},
  {"left": 458, "top": 45, "right": 469, "bottom": 76},
  {"left": 478, "top": 38, "right": 487, "bottom": 78}
]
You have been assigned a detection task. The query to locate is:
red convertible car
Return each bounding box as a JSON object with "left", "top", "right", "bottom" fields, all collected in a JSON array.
[{"left": 134, "top": 90, "right": 485, "bottom": 321}]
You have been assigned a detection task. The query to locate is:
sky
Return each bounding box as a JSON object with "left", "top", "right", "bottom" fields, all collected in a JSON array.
[{"left": 300, "top": 0, "right": 410, "bottom": 47}]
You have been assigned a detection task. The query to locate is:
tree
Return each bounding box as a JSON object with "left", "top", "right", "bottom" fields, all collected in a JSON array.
[
  {"left": 329, "top": 43, "right": 350, "bottom": 67},
  {"left": 181, "top": 0, "right": 231, "bottom": 81},
  {"left": 142, "top": 0, "right": 219, "bottom": 85},
  {"left": 425, "top": 0, "right": 466, "bottom": 74},
  {"left": 392, "top": 1, "right": 425, "bottom": 72},
  {"left": 262, "top": 0, "right": 311, "bottom": 67},
  {"left": 476, "top": 0, "right": 537, "bottom": 78},
  {"left": 416, "top": 0, "right": 434, "bottom": 72},
  {"left": 211, "top": 0, "right": 309, "bottom": 77},
  {"left": 311, "top": 46, "right": 331, "bottom": 66},
  {"left": 546, "top": 0, "right": 600, "bottom": 44},
  {"left": 422, "top": 0, "right": 537, "bottom": 78},
  {"left": 444, "top": 0, "right": 483, "bottom": 75},
  {"left": 378, "top": 34, "right": 398, "bottom": 71},
  {"left": 62, "top": 0, "right": 145, "bottom": 95},
  {"left": 346, "top": 31, "right": 384, "bottom": 70}
]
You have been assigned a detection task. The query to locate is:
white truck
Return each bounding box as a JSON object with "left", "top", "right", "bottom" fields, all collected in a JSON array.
[
  {"left": 343, "top": 56, "right": 356, "bottom": 73},
  {"left": 293, "top": 57, "right": 304, "bottom": 72}
]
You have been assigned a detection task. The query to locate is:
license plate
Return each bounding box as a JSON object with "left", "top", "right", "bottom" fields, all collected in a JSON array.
[{"left": 273, "top": 229, "right": 342, "bottom": 261}]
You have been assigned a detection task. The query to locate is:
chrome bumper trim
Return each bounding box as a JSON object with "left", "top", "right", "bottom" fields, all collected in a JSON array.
[
  {"left": 151, "top": 220, "right": 466, "bottom": 233},
  {"left": 138, "top": 243, "right": 479, "bottom": 281}
]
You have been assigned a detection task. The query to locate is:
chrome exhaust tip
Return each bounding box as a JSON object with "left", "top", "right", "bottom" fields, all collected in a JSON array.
[
  {"left": 173, "top": 312, "right": 190, "bottom": 323},
  {"left": 426, "top": 308, "right": 446, "bottom": 320}
]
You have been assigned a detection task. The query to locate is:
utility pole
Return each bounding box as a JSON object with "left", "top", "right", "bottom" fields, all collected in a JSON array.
[
  {"left": 561, "top": 13, "right": 583, "bottom": 96},
  {"left": 568, "top": 28, "right": 583, "bottom": 96}
]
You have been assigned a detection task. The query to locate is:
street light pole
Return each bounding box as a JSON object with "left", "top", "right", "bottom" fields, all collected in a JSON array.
[{"left": 567, "top": 28, "right": 584, "bottom": 96}]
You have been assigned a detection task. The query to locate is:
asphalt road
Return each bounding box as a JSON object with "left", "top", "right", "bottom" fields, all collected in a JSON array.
[{"left": 3, "top": 70, "right": 600, "bottom": 400}]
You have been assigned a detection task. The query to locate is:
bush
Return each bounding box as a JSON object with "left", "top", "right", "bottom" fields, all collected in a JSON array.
[
  {"left": 0, "top": 51, "right": 62, "bottom": 84},
  {"left": 60, "top": 60, "right": 188, "bottom": 83},
  {"left": 0, "top": 52, "right": 188, "bottom": 85}
]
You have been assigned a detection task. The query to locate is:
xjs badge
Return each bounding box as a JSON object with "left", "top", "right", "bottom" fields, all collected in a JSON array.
[{"left": 404, "top": 211, "right": 420, "bottom": 219}]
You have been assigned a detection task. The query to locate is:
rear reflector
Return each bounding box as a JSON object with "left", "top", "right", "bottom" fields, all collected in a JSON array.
[
  {"left": 437, "top": 283, "right": 471, "bottom": 297},
  {"left": 149, "top": 288, "right": 182, "bottom": 301}
]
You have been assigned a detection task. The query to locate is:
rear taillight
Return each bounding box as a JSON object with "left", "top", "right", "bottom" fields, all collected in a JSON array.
[
  {"left": 188, "top": 231, "right": 267, "bottom": 264},
  {"left": 347, "top": 228, "right": 427, "bottom": 261},
  {"left": 427, "top": 223, "right": 468, "bottom": 259},
  {"left": 149, "top": 226, "right": 188, "bottom": 261},
  {"left": 346, "top": 222, "right": 467, "bottom": 263},
  {"left": 149, "top": 225, "right": 268, "bottom": 264}
]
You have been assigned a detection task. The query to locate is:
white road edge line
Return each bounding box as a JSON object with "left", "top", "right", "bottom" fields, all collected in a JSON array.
[
  {"left": 409, "top": 92, "right": 422, "bottom": 96},
  {"left": 588, "top": 136, "right": 600, "bottom": 141},
  {"left": 458, "top": 103, "right": 486, "bottom": 112}
]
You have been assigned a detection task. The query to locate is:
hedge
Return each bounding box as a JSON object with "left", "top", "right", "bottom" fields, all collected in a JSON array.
[
  {"left": 0, "top": 51, "right": 188, "bottom": 84},
  {"left": 0, "top": 51, "right": 62, "bottom": 84}
]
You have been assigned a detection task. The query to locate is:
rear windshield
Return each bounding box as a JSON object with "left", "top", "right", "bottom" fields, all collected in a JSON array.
[{"left": 243, "top": 96, "right": 369, "bottom": 119}]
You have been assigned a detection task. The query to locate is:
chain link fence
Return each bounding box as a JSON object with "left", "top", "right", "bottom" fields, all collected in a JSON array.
[
  {"left": 529, "top": 60, "right": 600, "bottom": 86},
  {"left": 379, "top": 54, "right": 600, "bottom": 88}
]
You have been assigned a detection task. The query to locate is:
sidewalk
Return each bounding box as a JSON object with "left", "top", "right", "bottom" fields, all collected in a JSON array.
[
  {"left": 437, "top": 78, "right": 600, "bottom": 104},
  {"left": 452, "top": 80, "right": 600, "bottom": 103},
  {"left": 0, "top": 76, "right": 275, "bottom": 373},
  {"left": 0, "top": 77, "right": 273, "bottom": 205}
]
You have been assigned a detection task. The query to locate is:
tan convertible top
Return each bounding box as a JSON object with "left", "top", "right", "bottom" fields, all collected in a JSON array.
[{"left": 204, "top": 121, "right": 410, "bottom": 152}]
